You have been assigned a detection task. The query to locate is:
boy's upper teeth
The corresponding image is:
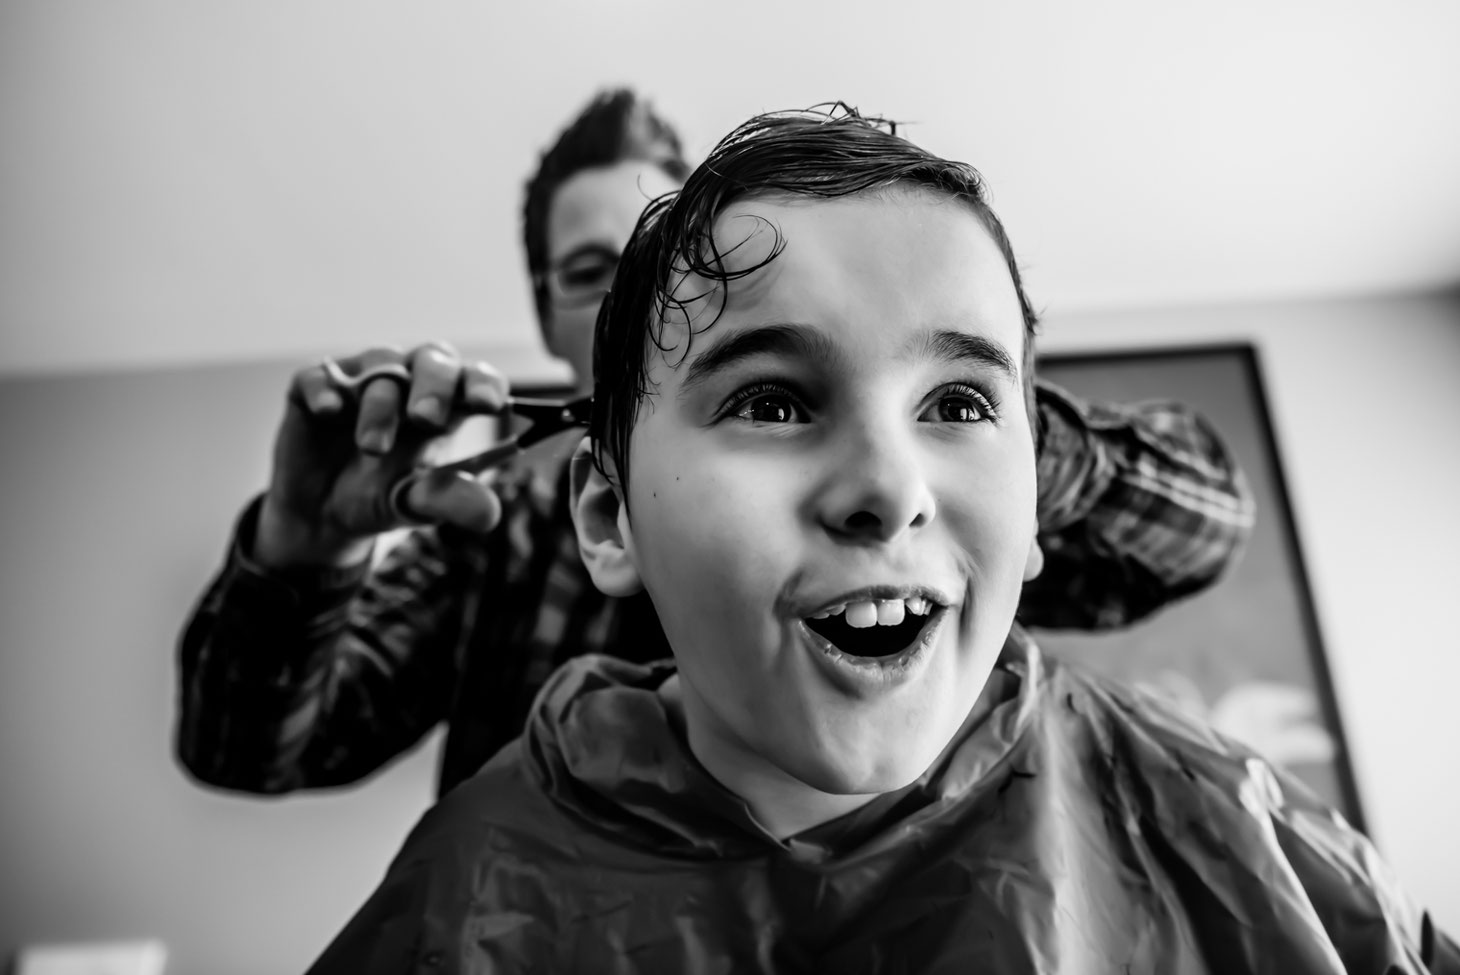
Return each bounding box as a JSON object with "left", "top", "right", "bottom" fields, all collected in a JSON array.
[{"left": 808, "top": 596, "right": 932, "bottom": 625}]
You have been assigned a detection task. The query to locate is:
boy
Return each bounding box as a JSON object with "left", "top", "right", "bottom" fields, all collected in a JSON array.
[{"left": 305, "top": 106, "right": 1454, "bottom": 973}]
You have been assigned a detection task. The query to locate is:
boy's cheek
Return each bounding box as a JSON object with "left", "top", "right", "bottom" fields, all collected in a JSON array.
[{"left": 633, "top": 474, "right": 788, "bottom": 620}]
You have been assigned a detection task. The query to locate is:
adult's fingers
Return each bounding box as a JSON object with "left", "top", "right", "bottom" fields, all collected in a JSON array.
[
  {"left": 405, "top": 343, "right": 464, "bottom": 430},
  {"left": 288, "top": 360, "right": 350, "bottom": 417},
  {"left": 292, "top": 343, "right": 491, "bottom": 457},
  {"left": 344, "top": 347, "right": 410, "bottom": 455},
  {"left": 459, "top": 358, "right": 511, "bottom": 415}
]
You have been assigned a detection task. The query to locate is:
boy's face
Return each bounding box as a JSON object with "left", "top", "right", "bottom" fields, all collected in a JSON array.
[{"left": 616, "top": 188, "right": 1040, "bottom": 797}]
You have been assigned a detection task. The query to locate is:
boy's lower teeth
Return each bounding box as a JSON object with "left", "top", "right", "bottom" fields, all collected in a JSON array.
[{"left": 806, "top": 614, "right": 927, "bottom": 658}]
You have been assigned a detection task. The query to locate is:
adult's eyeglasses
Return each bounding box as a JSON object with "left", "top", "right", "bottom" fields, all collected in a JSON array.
[{"left": 539, "top": 248, "right": 619, "bottom": 309}]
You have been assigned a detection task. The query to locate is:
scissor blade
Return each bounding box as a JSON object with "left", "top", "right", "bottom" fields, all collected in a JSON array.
[{"left": 428, "top": 440, "right": 524, "bottom": 478}]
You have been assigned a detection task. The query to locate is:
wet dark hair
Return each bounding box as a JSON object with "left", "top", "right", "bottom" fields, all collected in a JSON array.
[
  {"left": 522, "top": 88, "right": 692, "bottom": 333},
  {"left": 590, "top": 103, "right": 1041, "bottom": 498}
]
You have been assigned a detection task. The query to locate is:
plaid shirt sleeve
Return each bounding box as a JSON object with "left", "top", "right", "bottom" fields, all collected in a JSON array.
[
  {"left": 1019, "top": 379, "right": 1257, "bottom": 630},
  {"left": 174, "top": 494, "right": 487, "bottom": 793}
]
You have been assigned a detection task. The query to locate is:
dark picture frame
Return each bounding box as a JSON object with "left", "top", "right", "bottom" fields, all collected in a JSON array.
[{"left": 1034, "top": 343, "right": 1366, "bottom": 831}]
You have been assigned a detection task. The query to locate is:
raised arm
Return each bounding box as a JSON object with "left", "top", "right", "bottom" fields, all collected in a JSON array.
[
  {"left": 1020, "top": 379, "right": 1256, "bottom": 630},
  {"left": 174, "top": 343, "right": 517, "bottom": 793},
  {"left": 175, "top": 499, "right": 482, "bottom": 793}
]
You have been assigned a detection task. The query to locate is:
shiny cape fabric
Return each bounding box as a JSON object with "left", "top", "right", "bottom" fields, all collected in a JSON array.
[{"left": 306, "top": 632, "right": 1453, "bottom": 974}]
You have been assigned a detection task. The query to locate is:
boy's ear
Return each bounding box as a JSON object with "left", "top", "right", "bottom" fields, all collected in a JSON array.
[
  {"left": 569, "top": 437, "right": 644, "bottom": 598},
  {"left": 1023, "top": 529, "right": 1044, "bottom": 583}
]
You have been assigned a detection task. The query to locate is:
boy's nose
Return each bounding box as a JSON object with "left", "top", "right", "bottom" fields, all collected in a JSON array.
[{"left": 815, "top": 423, "right": 937, "bottom": 544}]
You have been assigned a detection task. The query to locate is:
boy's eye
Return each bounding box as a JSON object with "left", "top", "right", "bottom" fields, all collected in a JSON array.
[
  {"left": 735, "top": 393, "right": 801, "bottom": 424},
  {"left": 723, "top": 383, "right": 806, "bottom": 424},
  {"left": 922, "top": 385, "right": 996, "bottom": 423},
  {"left": 720, "top": 382, "right": 994, "bottom": 425}
]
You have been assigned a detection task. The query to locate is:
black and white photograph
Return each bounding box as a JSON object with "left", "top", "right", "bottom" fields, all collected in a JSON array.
[{"left": 2, "top": 3, "right": 1457, "bottom": 972}]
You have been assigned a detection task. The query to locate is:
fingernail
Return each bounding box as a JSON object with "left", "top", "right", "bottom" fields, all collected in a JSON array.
[
  {"left": 412, "top": 396, "right": 444, "bottom": 424},
  {"left": 360, "top": 429, "right": 392, "bottom": 454}
]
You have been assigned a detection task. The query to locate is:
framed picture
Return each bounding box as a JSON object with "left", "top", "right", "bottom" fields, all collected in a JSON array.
[{"left": 1033, "top": 343, "right": 1366, "bottom": 831}]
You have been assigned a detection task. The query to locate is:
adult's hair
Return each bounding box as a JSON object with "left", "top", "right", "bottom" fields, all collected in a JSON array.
[
  {"left": 522, "top": 88, "right": 692, "bottom": 332},
  {"left": 590, "top": 104, "right": 1041, "bottom": 499}
]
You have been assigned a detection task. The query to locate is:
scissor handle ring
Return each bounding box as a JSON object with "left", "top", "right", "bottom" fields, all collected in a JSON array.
[{"left": 320, "top": 358, "right": 413, "bottom": 394}]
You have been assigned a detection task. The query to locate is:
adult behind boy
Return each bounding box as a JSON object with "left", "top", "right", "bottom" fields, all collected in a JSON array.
[
  {"left": 307, "top": 106, "right": 1456, "bottom": 973},
  {"left": 176, "top": 89, "right": 1255, "bottom": 800}
]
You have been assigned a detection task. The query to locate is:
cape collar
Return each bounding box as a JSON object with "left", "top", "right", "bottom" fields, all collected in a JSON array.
[{"left": 522, "top": 631, "right": 1044, "bottom": 862}]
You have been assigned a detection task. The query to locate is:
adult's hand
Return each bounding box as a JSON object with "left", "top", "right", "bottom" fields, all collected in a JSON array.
[{"left": 254, "top": 343, "right": 509, "bottom": 569}]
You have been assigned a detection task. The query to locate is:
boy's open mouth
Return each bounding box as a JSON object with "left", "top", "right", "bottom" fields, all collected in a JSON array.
[{"left": 803, "top": 596, "right": 939, "bottom": 659}]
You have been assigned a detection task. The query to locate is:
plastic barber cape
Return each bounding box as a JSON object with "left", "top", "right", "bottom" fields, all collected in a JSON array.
[{"left": 307, "top": 631, "right": 1457, "bottom": 974}]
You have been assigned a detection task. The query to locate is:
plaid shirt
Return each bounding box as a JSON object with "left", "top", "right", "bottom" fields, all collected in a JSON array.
[{"left": 176, "top": 381, "right": 1254, "bottom": 798}]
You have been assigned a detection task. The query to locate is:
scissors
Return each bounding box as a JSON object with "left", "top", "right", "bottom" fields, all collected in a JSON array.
[{"left": 320, "top": 358, "right": 593, "bottom": 523}]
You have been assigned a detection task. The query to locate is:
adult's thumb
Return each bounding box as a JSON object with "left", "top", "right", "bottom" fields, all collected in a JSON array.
[{"left": 402, "top": 471, "right": 502, "bottom": 534}]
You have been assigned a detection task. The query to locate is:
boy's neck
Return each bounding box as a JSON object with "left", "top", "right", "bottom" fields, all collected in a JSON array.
[{"left": 657, "top": 675, "right": 881, "bottom": 840}]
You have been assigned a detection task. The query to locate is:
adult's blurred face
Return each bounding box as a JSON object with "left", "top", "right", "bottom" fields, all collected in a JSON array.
[{"left": 542, "top": 161, "right": 683, "bottom": 393}]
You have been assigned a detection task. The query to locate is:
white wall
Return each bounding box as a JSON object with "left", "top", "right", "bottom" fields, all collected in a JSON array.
[
  {"left": 3, "top": 1, "right": 1459, "bottom": 970},
  {"left": 3, "top": 0, "right": 1459, "bottom": 376}
]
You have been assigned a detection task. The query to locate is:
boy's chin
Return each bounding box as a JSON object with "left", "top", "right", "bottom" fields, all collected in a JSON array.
[
  {"left": 780, "top": 736, "right": 946, "bottom": 798},
  {"left": 775, "top": 690, "right": 979, "bottom": 797}
]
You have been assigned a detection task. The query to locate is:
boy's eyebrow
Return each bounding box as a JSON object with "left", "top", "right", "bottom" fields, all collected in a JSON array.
[
  {"left": 679, "top": 323, "right": 1020, "bottom": 395},
  {"left": 679, "top": 323, "right": 839, "bottom": 395},
  {"left": 914, "top": 329, "right": 1021, "bottom": 383}
]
